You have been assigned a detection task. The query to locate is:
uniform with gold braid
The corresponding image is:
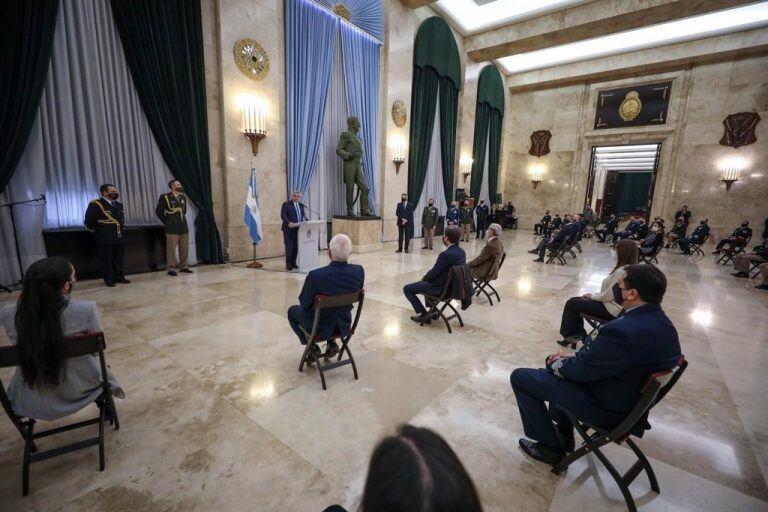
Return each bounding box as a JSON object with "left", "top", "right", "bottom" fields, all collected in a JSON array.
[
  {"left": 84, "top": 197, "right": 127, "bottom": 286},
  {"left": 155, "top": 191, "right": 190, "bottom": 274}
]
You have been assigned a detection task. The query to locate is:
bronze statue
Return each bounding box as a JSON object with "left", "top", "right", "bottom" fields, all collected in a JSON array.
[{"left": 336, "top": 116, "right": 373, "bottom": 216}]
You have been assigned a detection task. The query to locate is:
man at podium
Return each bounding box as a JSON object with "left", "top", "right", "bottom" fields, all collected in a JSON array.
[{"left": 281, "top": 190, "right": 307, "bottom": 271}]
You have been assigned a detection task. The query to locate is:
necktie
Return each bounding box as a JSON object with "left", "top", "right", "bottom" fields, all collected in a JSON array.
[{"left": 294, "top": 202, "right": 301, "bottom": 221}]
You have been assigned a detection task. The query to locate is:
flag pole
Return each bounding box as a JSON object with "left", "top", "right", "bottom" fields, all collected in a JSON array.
[{"left": 247, "top": 157, "right": 263, "bottom": 269}]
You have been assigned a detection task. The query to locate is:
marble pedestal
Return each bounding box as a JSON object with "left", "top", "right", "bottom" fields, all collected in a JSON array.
[{"left": 332, "top": 216, "right": 382, "bottom": 254}]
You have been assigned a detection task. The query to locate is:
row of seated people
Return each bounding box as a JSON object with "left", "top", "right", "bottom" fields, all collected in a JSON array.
[
  {"left": 595, "top": 214, "right": 704, "bottom": 256},
  {"left": 731, "top": 237, "right": 768, "bottom": 291},
  {"left": 529, "top": 213, "right": 587, "bottom": 263}
]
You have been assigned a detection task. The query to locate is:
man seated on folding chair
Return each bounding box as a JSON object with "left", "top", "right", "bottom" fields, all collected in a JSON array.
[
  {"left": 1, "top": 257, "right": 124, "bottom": 422},
  {"left": 594, "top": 214, "right": 618, "bottom": 243},
  {"left": 636, "top": 220, "right": 664, "bottom": 256},
  {"left": 732, "top": 238, "right": 768, "bottom": 282},
  {"left": 403, "top": 225, "right": 465, "bottom": 324},
  {"left": 712, "top": 220, "right": 752, "bottom": 255},
  {"left": 469, "top": 223, "right": 504, "bottom": 281},
  {"left": 287, "top": 234, "right": 364, "bottom": 358},
  {"left": 677, "top": 218, "right": 710, "bottom": 255},
  {"left": 532, "top": 216, "right": 578, "bottom": 263},
  {"left": 510, "top": 264, "right": 681, "bottom": 465}
]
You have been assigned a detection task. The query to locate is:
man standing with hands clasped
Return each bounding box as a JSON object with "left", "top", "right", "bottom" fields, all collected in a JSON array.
[
  {"left": 84, "top": 183, "right": 129, "bottom": 287},
  {"left": 156, "top": 180, "right": 192, "bottom": 276},
  {"left": 421, "top": 198, "right": 439, "bottom": 250},
  {"left": 281, "top": 190, "right": 307, "bottom": 271},
  {"left": 396, "top": 193, "right": 414, "bottom": 253}
]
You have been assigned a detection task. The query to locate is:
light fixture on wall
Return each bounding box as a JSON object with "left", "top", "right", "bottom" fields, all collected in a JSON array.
[
  {"left": 719, "top": 167, "right": 742, "bottom": 191},
  {"left": 393, "top": 139, "right": 406, "bottom": 174},
  {"left": 530, "top": 165, "right": 544, "bottom": 189},
  {"left": 242, "top": 98, "right": 267, "bottom": 156},
  {"left": 460, "top": 156, "right": 473, "bottom": 183}
]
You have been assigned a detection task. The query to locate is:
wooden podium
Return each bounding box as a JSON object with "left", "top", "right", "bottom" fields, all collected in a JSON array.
[{"left": 297, "top": 220, "right": 324, "bottom": 273}]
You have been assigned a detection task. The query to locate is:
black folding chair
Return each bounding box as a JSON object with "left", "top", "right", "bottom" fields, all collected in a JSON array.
[
  {"left": 639, "top": 242, "right": 663, "bottom": 265},
  {"left": 715, "top": 234, "right": 751, "bottom": 265},
  {"left": 552, "top": 356, "right": 688, "bottom": 512},
  {"left": 749, "top": 260, "right": 765, "bottom": 279},
  {"left": 0, "top": 332, "right": 120, "bottom": 496},
  {"left": 687, "top": 234, "right": 709, "bottom": 257},
  {"left": 546, "top": 237, "right": 572, "bottom": 265},
  {"left": 298, "top": 290, "right": 364, "bottom": 390},
  {"left": 418, "top": 265, "right": 470, "bottom": 334},
  {"left": 473, "top": 253, "right": 506, "bottom": 306},
  {"left": 580, "top": 313, "right": 611, "bottom": 344}
]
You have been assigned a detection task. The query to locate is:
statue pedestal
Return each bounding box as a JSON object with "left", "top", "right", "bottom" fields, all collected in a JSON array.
[{"left": 332, "top": 216, "right": 382, "bottom": 254}]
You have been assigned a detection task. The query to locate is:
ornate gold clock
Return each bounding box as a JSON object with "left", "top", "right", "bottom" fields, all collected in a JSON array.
[
  {"left": 234, "top": 39, "right": 269, "bottom": 81},
  {"left": 619, "top": 91, "right": 642, "bottom": 122},
  {"left": 391, "top": 100, "right": 407, "bottom": 127}
]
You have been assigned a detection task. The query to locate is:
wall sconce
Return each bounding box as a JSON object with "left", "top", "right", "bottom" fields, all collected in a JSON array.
[
  {"left": 393, "top": 140, "right": 406, "bottom": 174},
  {"left": 242, "top": 100, "right": 267, "bottom": 156},
  {"left": 719, "top": 167, "right": 741, "bottom": 191},
  {"left": 460, "top": 156, "right": 473, "bottom": 183},
  {"left": 530, "top": 165, "right": 544, "bottom": 189}
]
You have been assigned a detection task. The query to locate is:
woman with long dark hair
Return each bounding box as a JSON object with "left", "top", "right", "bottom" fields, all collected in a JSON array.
[
  {"left": 1, "top": 257, "right": 123, "bottom": 421},
  {"left": 556, "top": 240, "right": 639, "bottom": 348}
]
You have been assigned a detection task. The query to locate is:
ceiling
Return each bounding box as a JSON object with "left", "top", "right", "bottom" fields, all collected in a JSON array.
[
  {"left": 593, "top": 144, "right": 660, "bottom": 172},
  {"left": 433, "top": 0, "right": 587, "bottom": 35}
]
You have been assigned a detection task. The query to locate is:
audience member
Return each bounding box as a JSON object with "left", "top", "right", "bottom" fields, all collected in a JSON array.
[
  {"left": 712, "top": 221, "right": 752, "bottom": 255},
  {"left": 731, "top": 238, "right": 768, "bottom": 281},
  {"left": 475, "top": 199, "right": 490, "bottom": 240},
  {"left": 446, "top": 201, "right": 459, "bottom": 226},
  {"left": 677, "top": 218, "right": 710, "bottom": 254},
  {"left": 421, "top": 198, "right": 439, "bottom": 250},
  {"left": 551, "top": 213, "right": 563, "bottom": 231},
  {"left": 0, "top": 257, "right": 124, "bottom": 422},
  {"left": 674, "top": 205, "right": 691, "bottom": 235},
  {"left": 594, "top": 214, "right": 619, "bottom": 243},
  {"left": 534, "top": 210, "right": 552, "bottom": 235},
  {"left": 403, "top": 226, "right": 465, "bottom": 323},
  {"left": 322, "top": 425, "right": 483, "bottom": 512},
  {"left": 664, "top": 216, "right": 687, "bottom": 248},
  {"left": 637, "top": 221, "right": 664, "bottom": 255},
  {"left": 459, "top": 201, "right": 473, "bottom": 242},
  {"left": 287, "top": 234, "right": 364, "bottom": 357},
  {"left": 556, "top": 240, "right": 639, "bottom": 347},
  {"left": 468, "top": 223, "right": 505, "bottom": 280},
  {"left": 763, "top": 216, "right": 768, "bottom": 241},
  {"left": 613, "top": 216, "right": 640, "bottom": 241},
  {"left": 532, "top": 215, "right": 578, "bottom": 263},
  {"left": 510, "top": 264, "right": 681, "bottom": 465}
]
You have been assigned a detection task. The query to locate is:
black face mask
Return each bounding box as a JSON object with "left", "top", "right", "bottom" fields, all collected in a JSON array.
[
  {"left": 401, "top": 197, "right": 407, "bottom": 202},
  {"left": 742, "top": 223, "right": 748, "bottom": 228},
  {"left": 175, "top": 187, "right": 184, "bottom": 193},
  {"left": 700, "top": 221, "right": 706, "bottom": 225},
  {"left": 429, "top": 202, "right": 434, "bottom": 206},
  {"left": 108, "top": 192, "right": 119, "bottom": 200}
]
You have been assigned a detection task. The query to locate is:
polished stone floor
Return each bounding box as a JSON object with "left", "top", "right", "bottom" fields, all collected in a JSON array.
[{"left": 1, "top": 230, "right": 768, "bottom": 511}]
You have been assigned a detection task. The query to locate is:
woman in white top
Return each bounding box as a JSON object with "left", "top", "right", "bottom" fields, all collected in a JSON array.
[
  {"left": 1, "top": 257, "right": 124, "bottom": 422},
  {"left": 556, "top": 240, "right": 639, "bottom": 347}
]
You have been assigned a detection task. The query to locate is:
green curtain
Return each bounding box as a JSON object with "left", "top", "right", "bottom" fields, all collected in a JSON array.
[
  {"left": 407, "top": 66, "right": 440, "bottom": 206},
  {"left": 110, "top": 0, "right": 223, "bottom": 263},
  {"left": 439, "top": 78, "right": 458, "bottom": 205},
  {"left": 0, "top": 0, "right": 59, "bottom": 194},
  {"left": 413, "top": 17, "right": 461, "bottom": 90},
  {"left": 469, "top": 102, "right": 490, "bottom": 199},
  {"left": 616, "top": 172, "right": 652, "bottom": 214},
  {"left": 488, "top": 109, "right": 502, "bottom": 200}
]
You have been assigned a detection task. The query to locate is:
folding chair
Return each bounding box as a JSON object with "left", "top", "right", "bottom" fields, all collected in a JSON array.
[
  {"left": 715, "top": 234, "right": 751, "bottom": 265},
  {"left": 552, "top": 356, "right": 688, "bottom": 512},
  {"left": 749, "top": 260, "right": 765, "bottom": 279},
  {"left": 473, "top": 253, "right": 506, "bottom": 306},
  {"left": 687, "top": 234, "right": 709, "bottom": 257},
  {"left": 418, "top": 265, "right": 470, "bottom": 334},
  {"left": 546, "top": 237, "right": 571, "bottom": 265},
  {"left": 639, "top": 243, "right": 663, "bottom": 265},
  {"left": 0, "top": 332, "right": 120, "bottom": 496},
  {"left": 298, "top": 290, "right": 364, "bottom": 390},
  {"left": 580, "top": 313, "right": 610, "bottom": 344}
]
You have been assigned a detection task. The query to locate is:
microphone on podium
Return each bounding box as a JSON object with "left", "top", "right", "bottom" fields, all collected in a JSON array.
[{"left": 301, "top": 203, "right": 322, "bottom": 221}]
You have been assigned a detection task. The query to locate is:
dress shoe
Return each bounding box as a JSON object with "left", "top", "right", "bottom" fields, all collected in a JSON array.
[
  {"left": 180, "top": 268, "right": 194, "bottom": 274},
  {"left": 711, "top": 250, "right": 720, "bottom": 255},
  {"left": 422, "top": 246, "right": 429, "bottom": 249},
  {"left": 286, "top": 265, "right": 293, "bottom": 271},
  {"left": 396, "top": 249, "right": 403, "bottom": 253},
  {"left": 664, "top": 244, "right": 670, "bottom": 249},
  {"left": 325, "top": 340, "right": 340, "bottom": 358},
  {"left": 105, "top": 282, "right": 116, "bottom": 287},
  {"left": 116, "top": 278, "right": 131, "bottom": 284},
  {"left": 756, "top": 284, "right": 768, "bottom": 290},
  {"left": 405, "top": 249, "right": 410, "bottom": 253},
  {"left": 533, "top": 258, "right": 544, "bottom": 263},
  {"left": 167, "top": 270, "right": 178, "bottom": 276},
  {"left": 527, "top": 250, "right": 538, "bottom": 254},
  {"left": 732, "top": 271, "right": 748, "bottom": 278},
  {"left": 410, "top": 313, "right": 431, "bottom": 325},
  {"left": 562, "top": 437, "right": 576, "bottom": 453},
  {"left": 518, "top": 438, "right": 565, "bottom": 466},
  {"left": 680, "top": 251, "right": 692, "bottom": 255}
]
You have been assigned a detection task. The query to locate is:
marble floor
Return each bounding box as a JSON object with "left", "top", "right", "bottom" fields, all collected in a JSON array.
[{"left": 1, "top": 230, "right": 768, "bottom": 511}]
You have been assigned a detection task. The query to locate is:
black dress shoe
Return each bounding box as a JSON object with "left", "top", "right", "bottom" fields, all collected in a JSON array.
[
  {"left": 325, "top": 340, "right": 340, "bottom": 358},
  {"left": 116, "top": 278, "right": 131, "bottom": 284},
  {"left": 167, "top": 270, "right": 178, "bottom": 276},
  {"left": 533, "top": 258, "right": 544, "bottom": 263},
  {"left": 756, "top": 284, "right": 768, "bottom": 290},
  {"left": 732, "top": 272, "right": 749, "bottom": 278},
  {"left": 180, "top": 268, "right": 194, "bottom": 274},
  {"left": 518, "top": 438, "right": 565, "bottom": 466},
  {"left": 396, "top": 249, "right": 403, "bottom": 253},
  {"left": 527, "top": 249, "right": 539, "bottom": 254},
  {"left": 286, "top": 265, "right": 293, "bottom": 271},
  {"left": 410, "top": 313, "right": 431, "bottom": 325},
  {"left": 105, "top": 282, "right": 116, "bottom": 287}
]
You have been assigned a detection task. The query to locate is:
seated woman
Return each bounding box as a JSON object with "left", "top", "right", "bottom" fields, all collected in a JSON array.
[
  {"left": 637, "top": 221, "right": 665, "bottom": 255},
  {"left": 556, "top": 240, "right": 639, "bottom": 347},
  {"left": 0, "top": 257, "right": 124, "bottom": 422},
  {"left": 322, "top": 425, "right": 483, "bottom": 512}
]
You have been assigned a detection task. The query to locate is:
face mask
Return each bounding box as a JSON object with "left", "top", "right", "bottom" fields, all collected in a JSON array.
[
  {"left": 108, "top": 192, "right": 119, "bottom": 200},
  {"left": 612, "top": 283, "right": 625, "bottom": 306},
  {"left": 429, "top": 202, "right": 434, "bottom": 206},
  {"left": 700, "top": 221, "right": 706, "bottom": 225},
  {"left": 401, "top": 197, "right": 407, "bottom": 202},
  {"left": 742, "top": 223, "right": 748, "bottom": 228},
  {"left": 175, "top": 186, "right": 184, "bottom": 193}
]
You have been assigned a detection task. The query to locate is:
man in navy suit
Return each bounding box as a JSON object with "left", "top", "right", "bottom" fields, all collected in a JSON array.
[
  {"left": 396, "top": 193, "right": 414, "bottom": 253},
  {"left": 510, "top": 264, "right": 682, "bottom": 465},
  {"left": 402, "top": 225, "right": 466, "bottom": 323},
  {"left": 677, "top": 218, "right": 710, "bottom": 255},
  {"left": 532, "top": 216, "right": 578, "bottom": 262},
  {"left": 287, "top": 234, "right": 364, "bottom": 356},
  {"left": 281, "top": 190, "right": 307, "bottom": 271}
]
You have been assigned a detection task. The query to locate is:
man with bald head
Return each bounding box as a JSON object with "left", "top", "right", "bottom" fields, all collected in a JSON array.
[{"left": 287, "top": 234, "right": 365, "bottom": 356}]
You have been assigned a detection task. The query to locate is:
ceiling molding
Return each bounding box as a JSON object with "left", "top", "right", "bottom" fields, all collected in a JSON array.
[{"left": 401, "top": 0, "right": 438, "bottom": 8}]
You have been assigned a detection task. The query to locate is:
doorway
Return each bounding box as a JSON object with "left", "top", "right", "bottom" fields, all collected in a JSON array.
[{"left": 584, "top": 143, "right": 662, "bottom": 221}]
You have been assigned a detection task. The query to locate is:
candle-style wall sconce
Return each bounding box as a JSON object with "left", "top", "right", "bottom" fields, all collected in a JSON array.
[
  {"left": 242, "top": 100, "right": 267, "bottom": 156},
  {"left": 393, "top": 139, "right": 406, "bottom": 174}
]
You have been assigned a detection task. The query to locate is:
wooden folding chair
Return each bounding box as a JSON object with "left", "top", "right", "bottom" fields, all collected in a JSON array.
[
  {"left": 552, "top": 356, "right": 688, "bottom": 512},
  {"left": 473, "top": 253, "right": 506, "bottom": 306},
  {"left": 0, "top": 332, "right": 120, "bottom": 496},
  {"left": 419, "top": 265, "right": 470, "bottom": 334},
  {"left": 298, "top": 290, "right": 364, "bottom": 390}
]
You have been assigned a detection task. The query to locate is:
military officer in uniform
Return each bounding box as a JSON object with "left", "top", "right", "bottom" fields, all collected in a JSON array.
[
  {"left": 421, "top": 199, "right": 439, "bottom": 250},
  {"left": 84, "top": 183, "right": 130, "bottom": 287},
  {"left": 446, "top": 201, "right": 460, "bottom": 226},
  {"left": 459, "top": 201, "right": 473, "bottom": 242},
  {"left": 156, "top": 180, "right": 193, "bottom": 276},
  {"left": 475, "top": 199, "right": 490, "bottom": 240}
]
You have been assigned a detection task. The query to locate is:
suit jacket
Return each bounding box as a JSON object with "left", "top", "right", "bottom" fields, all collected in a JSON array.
[
  {"left": 281, "top": 200, "right": 307, "bottom": 231},
  {"left": 675, "top": 209, "right": 691, "bottom": 226},
  {"left": 298, "top": 261, "right": 365, "bottom": 339},
  {"left": 446, "top": 207, "right": 460, "bottom": 225},
  {"left": 605, "top": 218, "right": 619, "bottom": 233},
  {"left": 423, "top": 244, "right": 466, "bottom": 288},
  {"left": 688, "top": 224, "right": 709, "bottom": 242},
  {"left": 475, "top": 204, "right": 490, "bottom": 224},
  {"left": 84, "top": 197, "right": 125, "bottom": 245},
  {"left": 469, "top": 237, "right": 504, "bottom": 280},
  {"left": 550, "top": 303, "right": 681, "bottom": 420},
  {"left": 396, "top": 201, "right": 414, "bottom": 225},
  {"left": 552, "top": 217, "right": 563, "bottom": 229},
  {"left": 547, "top": 223, "right": 574, "bottom": 249},
  {"left": 635, "top": 224, "right": 649, "bottom": 239}
]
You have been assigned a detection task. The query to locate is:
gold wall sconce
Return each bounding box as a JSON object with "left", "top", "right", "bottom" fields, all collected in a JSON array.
[
  {"left": 460, "top": 156, "right": 473, "bottom": 183},
  {"left": 530, "top": 165, "right": 544, "bottom": 189},
  {"left": 719, "top": 167, "right": 741, "bottom": 191},
  {"left": 393, "top": 140, "right": 406, "bottom": 174},
  {"left": 242, "top": 100, "right": 267, "bottom": 156}
]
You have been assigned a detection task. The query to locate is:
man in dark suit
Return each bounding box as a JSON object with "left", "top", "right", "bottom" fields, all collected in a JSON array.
[
  {"left": 396, "top": 193, "right": 414, "bottom": 253},
  {"left": 287, "top": 234, "right": 364, "bottom": 356},
  {"left": 510, "top": 264, "right": 681, "bottom": 465},
  {"left": 532, "top": 216, "right": 578, "bottom": 262},
  {"left": 613, "top": 216, "right": 640, "bottom": 241},
  {"left": 534, "top": 210, "right": 551, "bottom": 235},
  {"left": 84, "top": 183, "right": 129, "bottom": 287},
  {"left": 677, "top": 218, "right": 710, "bottom": 254},
  {"left": 594, "top": 214, "right": 618, "bottom": 242},
  {"left": 475, "top": 199, "right": 490, "bottom": 239},
  {"left": 281, "top": 190, "right": 307, "bottom": 271},
  {"left": 712, "top": 221, "right": 752, "bottom": 254},
  {"left": 402, "top": 225, "right": 465, "bottom": 323},
  {"left": 674, "top": 205, "right": 691, "bottom": 236}
]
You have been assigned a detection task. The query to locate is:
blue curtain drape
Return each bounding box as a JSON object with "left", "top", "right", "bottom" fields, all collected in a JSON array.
[
  {"left": 286, "top": 0, "right": 337, "bottom": 196},
  {"left": 315, "top": 0, "right": 383, "bottom": 41},
  {"left": 341, "top": 26, "right": 380, "bottom": 215}
]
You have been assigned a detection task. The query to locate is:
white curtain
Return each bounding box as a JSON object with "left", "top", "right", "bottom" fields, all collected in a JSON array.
[
  {"left": 306, "top": 32, "right": 352, "bottom": 249},
  {"left": 474, "top": 136, "right": 491, "bottom": 227},
  {"left": 0, "top": 0, "right": 180, "bottom": 284},
  {"left": 414, "top": 93, "right": 448, "bottom": 239}
]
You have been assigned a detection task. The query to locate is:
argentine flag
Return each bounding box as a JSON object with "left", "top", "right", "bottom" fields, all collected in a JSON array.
[{"left": 244, "top": 165, "right": 263, "bottom": 245}]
